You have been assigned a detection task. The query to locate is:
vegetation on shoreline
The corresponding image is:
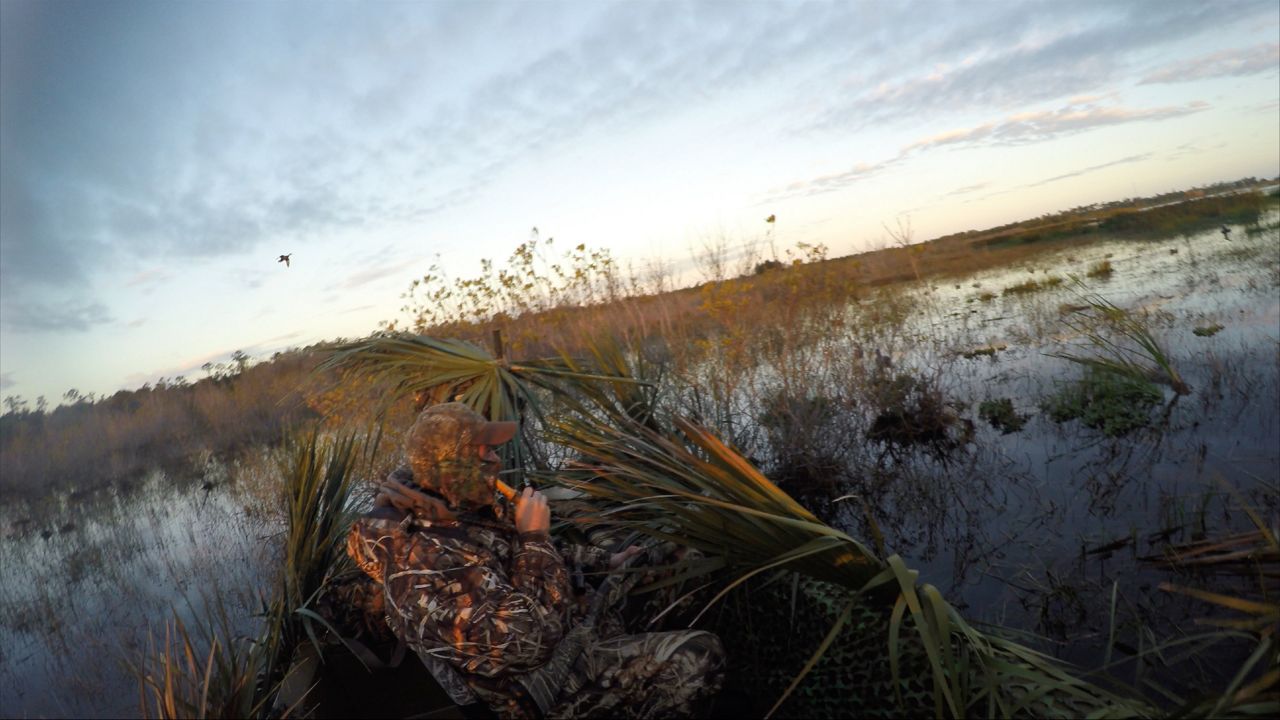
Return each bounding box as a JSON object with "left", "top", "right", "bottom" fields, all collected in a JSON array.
[
  {"left": 0, "top": 351, "right": 320, "bottom": 501},
  {"left": 3, "top": 179, "right": 1274, "bottom": 504}
]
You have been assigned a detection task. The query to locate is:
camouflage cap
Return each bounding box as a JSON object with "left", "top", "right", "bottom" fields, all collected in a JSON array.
[{"left": 404, "top": 403, "right": 517, "bottom": 509}]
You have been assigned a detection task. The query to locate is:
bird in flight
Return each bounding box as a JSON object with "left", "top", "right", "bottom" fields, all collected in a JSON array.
[
  {"left": 1220, "top": 225, "right": 1231, "bottom": 240},
  {"left": 278, "top": 253, "right": 292, "bottom": 267}
]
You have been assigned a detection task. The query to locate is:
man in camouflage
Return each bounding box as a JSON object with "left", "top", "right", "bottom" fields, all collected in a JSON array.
[{"left": 347, "top": 402, "right": 724, "bottom": 718}]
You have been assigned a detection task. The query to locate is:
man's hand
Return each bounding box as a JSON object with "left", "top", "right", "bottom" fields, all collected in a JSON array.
[
  {"left": 609, "top": 545, "right": 645, "bottom": 569},
  {"left": 515, "top": 486, "right": 551, "bottom": 536},
  {"left": 377, "top": 480, "right": 430, "bottom": 514}
]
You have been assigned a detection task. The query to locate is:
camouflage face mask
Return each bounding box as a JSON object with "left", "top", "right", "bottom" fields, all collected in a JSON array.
[{"left": 403, "top": 403, "right": 515, "bottom": 510}]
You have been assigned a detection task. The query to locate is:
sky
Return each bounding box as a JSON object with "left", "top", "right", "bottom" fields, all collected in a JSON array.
[{"left": 1, "top": 0, "right": 1277, "bottom": 406}]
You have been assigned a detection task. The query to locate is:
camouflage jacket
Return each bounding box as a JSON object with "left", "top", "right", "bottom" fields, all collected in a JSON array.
[{"left": 349, "top": 495, "right": 619, "bottom": 716}]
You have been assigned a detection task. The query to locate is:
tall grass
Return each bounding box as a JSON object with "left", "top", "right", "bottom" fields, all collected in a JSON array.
[{"left": 1052, "top": 283, "right": 1190, "bottom": 395}]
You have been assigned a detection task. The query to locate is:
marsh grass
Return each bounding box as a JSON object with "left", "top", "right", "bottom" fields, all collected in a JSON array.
[
  {"left": 1141, "top": 483, "right": 1279, "bottom": 716},
  {"left": 1043, "top": 368, "right": 1163, "bottom": 437},
  {"left": 129, "top": 603, "right": 280, "bottom": 720},
  {"left": 1099, "top": 191, "right": 1271, "bottom": 238},
  {"left": 1051, "top": 284, "right": 1190, "bottom": 396},
  {"left": 1087, "top": 260, "right": 1115, "bottom": 278}
]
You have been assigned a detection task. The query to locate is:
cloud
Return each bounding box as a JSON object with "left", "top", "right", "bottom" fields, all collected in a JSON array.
[
  {"left": 799, "top": 1, "right": 1270, "bottom": 135},
  {"left": 758, "top": 156, "right": 902, "bottom": 203},
  {"left": 150, "top": 331, "right": 306, "bottom": 381},
  {"left": 1022, "top": 153, "right": 1154, "bottom": 188},
  {"left": 902, "top": 101, "right": 1209, "bottom": 153},
  {"left": 1, "top": 299, "right": 113, "bottom": 332},
  {"left": 123, "top": 267, "right": 173, "bottom": 292},
  {"left": 1165, "top": 138, "right": 1228, "bottom": 161},
  {"left": 942, "top": 182, "right": 992, "bottom": 198},
  {"left": 0, "top": 372, "right": 13, "bottom": 391},
  {"left": 336, "top": 262, "right": 415, "bottom": 291},
  {"left": 1141, "top": 43, "right": 1279, "bottom": 84},
  {"left": 1242, "top": 98, "right": 1279, "bottom": 114},
  {"left": 962, "top": 152, "right": 1155, "bottom": 205},
  {"left": 765, "top": 98, "right": 1204, "bottom": 205}
]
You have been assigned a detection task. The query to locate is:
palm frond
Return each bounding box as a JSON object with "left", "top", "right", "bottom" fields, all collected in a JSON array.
[
  {"left": 538, "top": 401, "right": 1153, "bottom": 718},
  {"left": 317, "top": 333, "right": 650, "bottom": 478}
]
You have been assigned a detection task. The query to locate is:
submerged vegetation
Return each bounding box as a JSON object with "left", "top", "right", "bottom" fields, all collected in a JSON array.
[
  {"left": 1043, "top": 368, "right": 1165, "bottom": 437},
  {"left": 978, "top": 397, "right": 1028, "bottom": 434}
]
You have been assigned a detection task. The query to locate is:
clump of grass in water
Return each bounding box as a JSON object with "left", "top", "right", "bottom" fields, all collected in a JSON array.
[
  {"left": 959, "top": 343, "right": 1006, "bottom": 360},
  {"left": 865, "top": 370, "right": 972, "bottom": 461},
  {"left": 1086, "top": 259, "right": 1114, "bottom": 278},
  {"left": 1042, "top": 367, "right": 1163, "bottom": 437},
  {"left": 978, "top": 397, "right": 1027, "bottom": 434},
  {"left": 1002, "top": 278, "right": 1044, "bottom": 296},
  {"left": 127, "top": 603, "right": 279, "bottom": 720},
  {"left": 1052, "top": 282, "right": 1190, "bottom": 395}
]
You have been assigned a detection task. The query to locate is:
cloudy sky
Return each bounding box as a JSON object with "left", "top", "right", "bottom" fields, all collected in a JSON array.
[{"left": 1, "top": 0, "right": 1277, "bottom": 405}]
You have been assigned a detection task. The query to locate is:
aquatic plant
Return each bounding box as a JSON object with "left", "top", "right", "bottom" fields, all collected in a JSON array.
[
  {"left": 978, "top": 398, "right": 1027, "bottom": 434},
  {"left": 1051, "top": 285, "right": 1190, "bottom": 396},
  {"left": 128, "top": 608, "right": 278, "bottom": 720},
  {"left": 1042, "top": 368, "right": 1163, "bottom": 437},
  {"left": 1087, "top": 260, "right": 1114, "bottom": 278}
]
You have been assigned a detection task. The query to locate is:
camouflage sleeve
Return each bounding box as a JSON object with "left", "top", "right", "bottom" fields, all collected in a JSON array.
[
  {"left": 350, "top": 516, "right": 573, "bottom": 678},
  {"left": 560, "top": 541, "right": 614, "bottom": 573},
  {"left": 347, "top": 510, "right": 408, "bottom": 584}
]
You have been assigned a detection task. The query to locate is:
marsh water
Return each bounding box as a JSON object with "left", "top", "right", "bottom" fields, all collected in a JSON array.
[
  {"left": 1, "top": 217, "right": 1276, "bottom": 717},
  {"left": 840, "top": 218, "right": 1279, "bottom": 687},
  {"left": 0, "top": 454, "right": 282, "bottom": 718}
]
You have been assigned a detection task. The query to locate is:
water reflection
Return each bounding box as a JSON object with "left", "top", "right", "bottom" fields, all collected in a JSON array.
[{"left": 0, "top": 458, "right": 282, "bottom": 718}]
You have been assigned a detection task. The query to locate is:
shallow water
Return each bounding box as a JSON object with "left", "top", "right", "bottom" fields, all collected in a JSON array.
[
  {"left": 0, "top": 456, "right": 282, "bottom": 718},
  {"left": 839, "top": 218, "right": 1279, "bottom": 692}
]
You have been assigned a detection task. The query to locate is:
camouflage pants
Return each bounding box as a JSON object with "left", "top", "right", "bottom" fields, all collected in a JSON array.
[{"left": 507, "top": 629, "right": 724, "bottom": 719}]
